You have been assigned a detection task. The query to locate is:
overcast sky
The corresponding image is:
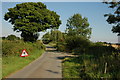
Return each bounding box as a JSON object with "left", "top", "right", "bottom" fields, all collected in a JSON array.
[{"left": 1, "top": 1, "right": 118, "bottom": 43}]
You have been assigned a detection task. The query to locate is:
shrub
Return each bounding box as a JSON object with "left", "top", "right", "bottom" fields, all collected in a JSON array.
[
  {"left": 2, "top": 40, "right": 45, "bottom": 56},
  {"left": 57, "top": 42, "right": 67, "bottom": 52},
  {"left": 86, "top": 42, "right": 117, "bottom": 56},
  {"left": 6, "top": 34, "right": 20, "bottom": 41},
  {"left": 65, "top": 35, "right": 91, "bottom": 53}
]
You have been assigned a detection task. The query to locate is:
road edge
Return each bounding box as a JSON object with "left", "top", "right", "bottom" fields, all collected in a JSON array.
[{"left": 5, "top": 50, "right": 46, "bottom": 78}]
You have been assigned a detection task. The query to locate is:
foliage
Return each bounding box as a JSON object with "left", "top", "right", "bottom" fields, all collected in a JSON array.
[
  {"left": 65, "top": 35, "right": 91, "bottom": 53},
  {"left": 50, "top": 29, "right": 65, "bottom": 42},
  {"left": 2, "top": 37, "right": 6, "bottom": 40},
  {"left": 62, "top": 43, "right": 120, "bottom": 79},
  {"left": 86, "top": 42, "right": 116, "bottom": 56},
  {"left": 2, "top": 39, "right": 45, "bottom": 78},
  {"left": 62, "top": 57, "right": 80, "bottom": 78},
  {"left": 3, "top": 49, "right": 44, "bottom": 78},
  {"left": 4, "top": 2, "right": 61, "bottom": 42},
  {"left": 42, "top": 30, "right": 65, "bottom": 44},
  {"left": 42, "top": 32, "right": 51, "bottom": 44},
  {"left": 104, "top": 1, "right": 120, "bottom": 35},
  {"left": 57, "top": 42, "right": 67, "bottom": 52},
  {"left": 66, "top": 13, "right": 92, "bottom": 39},
  {"left": 57, "top": 14, "right": 92, "bottom": 53},
  {"left": 6, "top": 34, "right": 20, "bottom": 41},
  {"left": 21, "top": 32, "right": 39, "bottom": 42},
  {"left": 2, "top": 40, "right": 45, "bottom": 56}
]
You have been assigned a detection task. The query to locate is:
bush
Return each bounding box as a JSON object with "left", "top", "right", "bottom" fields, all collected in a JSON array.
[
  {"left": 57, "top": 42, "right": 67, "bottom": 52},
  {"left": 86, "top": 42, "right": 117, "bottom": 56},
  {"left": 2, "top": 40, "right": 45, "bottom": 56},
  {"left": 6, "top": 34, "right": 20, "bottom": 41},
  {"left": 35, "top": 40, "right": 46, "bottom": 50},
  {"left": 65, "top": 35, "right": 91, "bottom": 53},
  {"left": 61, "top": 36, "right": 119, "bottom": 79}
]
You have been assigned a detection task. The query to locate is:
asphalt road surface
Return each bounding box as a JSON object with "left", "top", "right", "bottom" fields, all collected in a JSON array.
[{"left": 6, "top": 46, "right": 67, "bottom": 79}]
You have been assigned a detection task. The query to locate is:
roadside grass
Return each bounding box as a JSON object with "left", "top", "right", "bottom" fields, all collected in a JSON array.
[
  {"left": 2, "top": 40, "right": 45, "bottom": 78},
  {"left": 2, "top": 49, "right": 44, "bottom": 78},
  {"left": 62, "top": 53, "right": 120, "bottom": 79},
  {"left": 62, "top": 57, "right": 81, "bottom": 78}
]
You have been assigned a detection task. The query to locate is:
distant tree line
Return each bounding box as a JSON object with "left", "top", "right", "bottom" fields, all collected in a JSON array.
[{"left": 2, "top": 34, "right": 20, "bottom": 41}]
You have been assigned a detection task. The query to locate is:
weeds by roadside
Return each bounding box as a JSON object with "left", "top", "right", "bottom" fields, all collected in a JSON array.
[{"left": 62, "top": 52, "right": 120, "bottom": 79}]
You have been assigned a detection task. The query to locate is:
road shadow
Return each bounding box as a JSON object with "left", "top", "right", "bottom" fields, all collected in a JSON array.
[
  {"left": 56, "top": 56, "right": 65, "bottom": 60},
  {"left": 46, "top": 50, "right": 57, "bottom": 52},
  {"left": 56, "top": 55, "right": 74, "bottom": 60},
  {"left": 57, "top": 66, "right": 60, "bottom": 67},
  {"left": 46, "top": 46, "right": 55, "bottom": 48},
  {"left": 46, "top": 70, "right": 59, "bottom": 74}
]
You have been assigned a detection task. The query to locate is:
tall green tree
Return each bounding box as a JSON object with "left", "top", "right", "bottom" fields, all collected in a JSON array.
[
  {"left": 66, "top": 13, "right": 92, "bottom": 39},
  {"left": 104, "top": 1, "right": 120, "bottom": 35},
  {"left": 4, "top": 2, "right": 61, "bottom": 42}
]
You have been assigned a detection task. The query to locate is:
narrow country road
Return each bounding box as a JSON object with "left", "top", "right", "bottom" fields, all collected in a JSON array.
[{"left": 6, "top": 46, "right": 67, "bottom": 79}]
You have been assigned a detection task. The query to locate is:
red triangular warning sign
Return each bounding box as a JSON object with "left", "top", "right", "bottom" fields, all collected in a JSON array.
[{"left": 20, "top": 49, "right": 29, "bottom": 57}]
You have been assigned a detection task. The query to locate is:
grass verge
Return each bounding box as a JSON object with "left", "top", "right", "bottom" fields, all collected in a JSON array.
[
  {"left": 2, "top": 49, "right": 44, "bottom": 78},
  {"left": 62, "top": 56, "right": 80, "bottom": 78},
  {"left": 62, "top": 53, "right": 120, "bottom": 79}
]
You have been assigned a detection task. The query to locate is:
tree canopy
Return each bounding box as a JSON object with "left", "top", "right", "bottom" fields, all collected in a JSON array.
[
  {"left": 4, "top": 2, "right": 61, "bottom": 42},
  {"left": 66, "top": 13, "right": 92, "bottom": 39},
  {"left": 42, "top": 30, "right": 65, "bottom": 44},
  {"left": 104, "top": 1, "right": 120, "bottom": 35}
]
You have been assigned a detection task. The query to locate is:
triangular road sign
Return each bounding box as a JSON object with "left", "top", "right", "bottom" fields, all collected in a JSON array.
[{"left": 20, "top": 49, "right": 29, "bottom": 57}]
